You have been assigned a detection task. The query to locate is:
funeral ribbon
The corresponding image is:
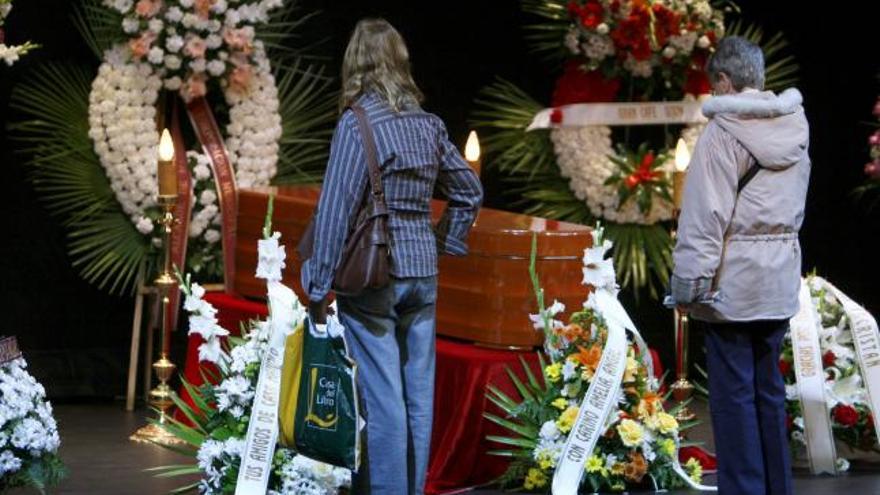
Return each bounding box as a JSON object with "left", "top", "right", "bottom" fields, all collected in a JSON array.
[
  {"left": 551, "top": 290, "right": 715, "bottom": 494},
  {"left": 527, "top": 100, "right": 707, "bottom": 131},
  {"left": 235, "top": 280, "right": 299, "bottom": 495},
  {"left": 187, "top": 96, "right": 239, "bottom": 294},
  {"left": 821, "top": 279, "right": 880, "bottom": 447},
  {"left": 165, "top": 99, "right": 193, "bottom": 333},
  {"left": 790, "top": 282, "right": 838, "bottom": 474}
]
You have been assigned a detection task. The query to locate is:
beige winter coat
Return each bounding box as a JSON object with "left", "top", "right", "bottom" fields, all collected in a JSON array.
[{"left": 670, "top": 88, "right": 811, "bottom": 322}]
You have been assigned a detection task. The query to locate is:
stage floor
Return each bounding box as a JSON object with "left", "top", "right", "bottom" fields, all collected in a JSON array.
[{"left": 9, "top": 401, "right": 880, "bottom": 494}]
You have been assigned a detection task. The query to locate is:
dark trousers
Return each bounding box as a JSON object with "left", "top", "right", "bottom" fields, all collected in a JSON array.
[{"left": 704, "top": 319, "right": 793, "bottom": 495}]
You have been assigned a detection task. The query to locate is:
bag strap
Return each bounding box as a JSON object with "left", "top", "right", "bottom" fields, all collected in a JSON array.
[
  {"left": 737, "top": 157, "right": 763, "bottom": 194},
  {"left": 349, "top": 104, "right": 385, "bottom": 203}
]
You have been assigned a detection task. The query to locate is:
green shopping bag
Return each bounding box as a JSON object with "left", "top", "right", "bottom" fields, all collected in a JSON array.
[{"left": 293, "top": 316, "right": 362, "bottom": 472}]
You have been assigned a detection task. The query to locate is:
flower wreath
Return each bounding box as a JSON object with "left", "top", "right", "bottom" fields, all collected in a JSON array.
[{"left": 89, "top": 0, "right": 283, "bottom": 275}]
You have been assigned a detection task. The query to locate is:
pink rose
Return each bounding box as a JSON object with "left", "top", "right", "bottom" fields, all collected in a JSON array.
[
  {"left": 229, "top": 65, "right": 253, "bottom": 93},
  {"left": 135, "top": 0, "right": 163, "bottom": 18},
  {"left": 194, "top": 0, "right": 216, "bottom": 19},
  {"left": 223, "top": 27, "right": 253, "bottom": 53},
  {"left": 866, "top": 161, "right": 880, "bottom": 179},
  {"left": 185, "top": 36, "right": 208, "bottom": 58},
  {"left": 181, "top": 74, "right": 208, "bottom": 101},
  {"left": 129, "top": 31, "right": 158, "bottom": 59}
]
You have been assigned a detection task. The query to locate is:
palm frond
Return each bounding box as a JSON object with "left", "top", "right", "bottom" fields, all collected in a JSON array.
[
  {"left": 273, "top": 59, "right": 337, "bottom": 184},
  {"left": 522, "top": 0, "right": 571, "bottom": 61},
  {"left": 72, "top": 0, "right": 125, "bottom": 60},
  {"left": 8, "top": 62, "right": 152, "bottom": 295},
  {"left": 726, "top": 20, "right": 799, "bottom": 91}
]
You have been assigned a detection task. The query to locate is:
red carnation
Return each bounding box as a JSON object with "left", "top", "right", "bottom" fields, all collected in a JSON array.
[
  {"left": 550, "top": 107, "right": 564, "bottom": 124},
  {"left": 579, "top": 1, "right": 605, "bottom": 29},
  {"left": 684, "top": 69, "right": 711, "bottom": 97},
  {"left": 833, "top": 405, "right": 859, "bottom": 427},
  {"left": 551, "top": 60, "right": 621, "bottom": 106},
  {"left": 778, "top": 359, "right": 792, "bottom": 375},
  {"left": 822, "top": 350, "right": 837, "bottom": 368}
]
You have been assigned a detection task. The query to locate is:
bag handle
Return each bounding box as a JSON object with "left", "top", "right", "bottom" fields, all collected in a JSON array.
[{"left": 349, "top": 104, "right": 386, "bottom": 204}]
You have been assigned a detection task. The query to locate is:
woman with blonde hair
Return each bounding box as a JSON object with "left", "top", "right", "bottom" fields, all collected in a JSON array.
[{"left": 301, "top": 18, "right": 483, "bottom": 494}]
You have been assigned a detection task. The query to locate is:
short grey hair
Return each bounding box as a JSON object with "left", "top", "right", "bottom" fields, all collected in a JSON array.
[{"left": 707, "top": 36, "right": 765, "bottom": 91}]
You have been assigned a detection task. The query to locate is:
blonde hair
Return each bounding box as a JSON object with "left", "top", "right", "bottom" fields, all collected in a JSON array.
[{"left": 340, "top": 18, "right": 424, "bottom": 113}]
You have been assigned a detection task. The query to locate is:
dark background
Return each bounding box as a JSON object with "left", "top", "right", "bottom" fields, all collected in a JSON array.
[{"left": 1, "top": 0, "right": 878, "bottom": 399}]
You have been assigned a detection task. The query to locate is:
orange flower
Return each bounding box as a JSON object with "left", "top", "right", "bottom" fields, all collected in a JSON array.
[
  {"left": 624, "top": 451, "right": 648, "bottom": 483},
  {"left": 570, "top": 345, "right": 602, "bottom": 371},
  {"left": 636, "top": 392, "right": 661, "bottom": 419}
]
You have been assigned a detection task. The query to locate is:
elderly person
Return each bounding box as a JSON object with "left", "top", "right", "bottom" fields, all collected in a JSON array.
[{"left": 669, "top": 36, "right": 810, "bottom": 495}]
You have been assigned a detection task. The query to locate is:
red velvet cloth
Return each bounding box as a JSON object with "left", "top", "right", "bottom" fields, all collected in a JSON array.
[{"left": 180, "top": 292, "right": 680, "bottom": 494}]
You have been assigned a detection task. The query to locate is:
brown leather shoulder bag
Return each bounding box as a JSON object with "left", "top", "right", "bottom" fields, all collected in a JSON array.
[{"left": 297, "top": 104, "right": 391, "bottom": 297}]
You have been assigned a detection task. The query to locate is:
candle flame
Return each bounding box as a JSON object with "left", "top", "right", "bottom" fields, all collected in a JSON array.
[
  {"left": 159, "top": 129, "right": 175, "bottom": 161},
  {"left": 464, "top": 130, "right": 480, "bottom": 162},
  {"left": 674, "top": 138, "right": 690, "bottom": 172}
]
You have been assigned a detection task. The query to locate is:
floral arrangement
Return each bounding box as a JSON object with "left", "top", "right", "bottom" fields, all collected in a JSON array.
[
  {"left": 472, "top": 0, "right": 796, "bottom": 296},
  {"left": 486, "top": 228, "right": 703, "bottom": 492},
  {"left": 10, "top": 0, "right": 334, "bottom": 292},
  {"left": 557, "top": 0, "right": 723, "bottom": 102},
  {"left": 102, "top": 0, "right": 282, "bottom": 99},
  {"left": 862, "top": 97, "right": 880, "bottom": 192},
  {"left": 780, "top": 275, "right": 879, "bottom": 472},
  {"left": 0, "top": 0, "right": 38, "bottom": 66},
  {"left": 0, "top": 352, "right": 65, "bottom": 492},
  {"left": 153, "top": 212, "right": 350, "bottom": 494}
]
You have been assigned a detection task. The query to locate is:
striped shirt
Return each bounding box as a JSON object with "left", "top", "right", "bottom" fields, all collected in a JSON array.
[{"left": 301, "top": 92, "right": 484, "bottom": 302}]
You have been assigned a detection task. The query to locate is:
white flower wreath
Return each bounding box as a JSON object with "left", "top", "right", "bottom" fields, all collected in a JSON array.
[
  {"left": 550, "top": 123, "right": 704, "bottom": 225},
  {"left": 87, "top": 0, "right": 283, "bottom": 256},
  {"left": 87, "top": 42, "right": 281, "bottom": 244}
]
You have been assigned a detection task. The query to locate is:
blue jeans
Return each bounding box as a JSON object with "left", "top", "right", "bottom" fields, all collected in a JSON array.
[
  {"left": 705, "top": 320, "right": 793, "bottom": 495},
  {"left": 338, "top": 276, "right": 438, "bottom": 495}
]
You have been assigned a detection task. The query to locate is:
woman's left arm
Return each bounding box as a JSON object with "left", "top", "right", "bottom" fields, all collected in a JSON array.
[{"left": 302, "top": 113, "right": 367, "bottom": 304}]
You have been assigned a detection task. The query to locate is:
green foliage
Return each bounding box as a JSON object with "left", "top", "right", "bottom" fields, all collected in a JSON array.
[{"left": 0, "top": 454, "right": 67, "bottom": 494}]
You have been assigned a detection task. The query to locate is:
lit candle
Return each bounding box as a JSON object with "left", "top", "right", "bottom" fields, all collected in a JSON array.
[
  {"left": 672, "top": 138, "right": 690, "bottom": 210},
  {"left": 464, "top": 130, "right": 482, "bottom": 178},
  {"left": 157, "top": 129, "right": 177, "bottom": 197}
]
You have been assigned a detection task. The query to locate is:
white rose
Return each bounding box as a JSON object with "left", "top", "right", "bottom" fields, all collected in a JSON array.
[
  {"left": 147, "top": 47, "right": 164, "bottom": 65},
  {"left": 136, "top": 217, "right": 154, "bottom": 234},
  {"left": 122, "top": 17, "right": 140, "bottom": 34},
  {"left": 662, "top": 46, "right": 676, "bottom": 58},
  {"left": 199, "top": 189, "right": 218, "bottom": 206},
  {"left": 166, "top": 35, "right": 184, "bottom": 53},
  {"left": 190, "top": 58, "right": 207, "bottom": 73},
  {"left": 697, "top": 35, "right": 711, "bottom": 49},
  {"left": 596, "top": 23, "right": 609, "bottom": 35},
  {"left": 164, "top": 55, "right": 182, "bottom": 70},
  {"left": 164, "top": 76, "right": 183, "bottom": 90},
  {"left": 207, "top": 59, "right": 226, "bottom": 76},
  {"left": 193, "top": 164, "right": 212, "bottom": 180},
  {"left": 205, "top": 34, "right": 223, "bottom": 49},
  {"left": 165, "top": 6, "right": 183, "bottom": 23},
  {"left": 204, "top": 229, "right": 221, "bottom": 244},
  {"left": 148, "top": 19, "right": 164, "bottom": 33}
]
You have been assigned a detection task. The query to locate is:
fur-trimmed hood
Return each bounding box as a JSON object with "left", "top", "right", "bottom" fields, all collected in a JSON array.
[{"left": 702, "top": 88, "right": 809, "bottom": 170}]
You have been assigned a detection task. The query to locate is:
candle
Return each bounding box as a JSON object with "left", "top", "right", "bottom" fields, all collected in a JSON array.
[
  {"left": 157, "top": 128, "right": 177, "bottom": 197},
  {"left": 464, "top": 130, "right": 482, "bottom": 178},
  {"left": 672, "top": 138, "right": 690, "bottom": 210}
]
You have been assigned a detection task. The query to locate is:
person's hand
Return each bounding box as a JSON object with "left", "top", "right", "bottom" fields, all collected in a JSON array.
[{"left": 308, "top": 299, "right": 330, "bottom": 325}]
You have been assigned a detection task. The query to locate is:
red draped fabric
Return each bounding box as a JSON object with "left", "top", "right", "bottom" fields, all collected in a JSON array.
[{"left": 180, "top": 292, "right": 694, "bottom": 494}]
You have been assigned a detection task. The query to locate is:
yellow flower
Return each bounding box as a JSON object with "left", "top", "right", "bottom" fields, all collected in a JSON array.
[
  {"left": 539, "top": 457, "right": 554, "bottom": 470},
  {"left": 659, "top": 438, "right": 676, "bottom": 456},
  {"left": 623, "top": 353, "right": 639, "bottom": 382},
  {"left": 585, "top": 455, "right": 604, "bottom": 474},
  {"left": 611, "top": 462, "right": 626, "bottom": 475},
  {"left": 657, "top": 412, "right": 679, "bottom": 434},
  {"left": 611, "top": 482, "right": 626, "bottom": 492},
  {"left": 523, "top": 467, "right": 548, "bottom": 489},
  {"left": 685, "top": 457, "right": 703, "bottom": 484},
  {"left": 551, "top": 397, "right": 568, "bottom": 410},
  {"left": 616, "top": 418, "right": 644, "bottom": 447},
  {"left": 545, "top": 363, "right": 562, "bottom": 382},
  {"left": 556, "top": 405, "right": 580, "bottom": 433}
]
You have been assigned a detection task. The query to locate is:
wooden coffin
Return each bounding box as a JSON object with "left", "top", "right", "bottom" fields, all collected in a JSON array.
[{"left": 235, "top": 185, "right": 592, "bottom": 348}]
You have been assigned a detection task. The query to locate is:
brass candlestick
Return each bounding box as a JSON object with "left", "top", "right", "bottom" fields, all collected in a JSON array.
[
  {"left": 131, "top": 195, "right": 184, "bottom": 445},
  {"left": 671, "top": 158, "right": 696, "bottom": 423}
]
